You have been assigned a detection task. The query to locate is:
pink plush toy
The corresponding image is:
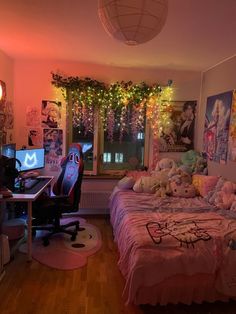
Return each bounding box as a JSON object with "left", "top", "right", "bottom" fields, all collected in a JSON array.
[
  {"left": 214, "top": 181, "right": 236, "bottom": 210},
  {"left": 170, "top": 181, "right": 196, "bottom": 198}
]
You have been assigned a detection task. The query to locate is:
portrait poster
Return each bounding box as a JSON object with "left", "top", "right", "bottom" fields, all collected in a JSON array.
[
  {"left": 0, "top": 80, "right": 7, "bottom": 111},
  {"left": 43, "top": 129, "right": 63, "bottom": 170},
  {"left": 228, "top": 90, "right": 236, "bottom": 162},
  {"left": 28, "top": 128, "right": 43, "bottom": 147},
  {"left": 41, "top": 100, "right": 61, "bottom": 129},
  {"left": 203, "top": 90, "right": 232, "bottom": 164},
  {"left": 159, "top": 101, "right": 197, "bottom": 152},
  {"left": 26, "top": 105, "right": 41, "bottom": 127}
]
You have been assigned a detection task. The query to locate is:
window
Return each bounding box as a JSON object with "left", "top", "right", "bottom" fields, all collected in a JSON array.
[{"left": 71, "top": 108, "right": 150, "bottom": 175}]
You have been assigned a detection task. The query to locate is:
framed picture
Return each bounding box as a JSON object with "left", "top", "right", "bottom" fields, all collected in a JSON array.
[{"left": 159, "top": 100, "right": 197, "bottom": 152}]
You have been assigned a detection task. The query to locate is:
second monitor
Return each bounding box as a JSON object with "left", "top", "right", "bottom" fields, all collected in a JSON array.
[{"left": 15, "top": 148, "right": 45, "bottom": 172}]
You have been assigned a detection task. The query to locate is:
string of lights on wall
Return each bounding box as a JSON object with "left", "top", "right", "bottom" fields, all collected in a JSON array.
[{"left": 51, "top": 73, "right": 173, "bottom": 142}]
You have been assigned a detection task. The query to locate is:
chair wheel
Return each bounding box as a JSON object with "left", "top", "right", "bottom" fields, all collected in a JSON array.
[
  {"left": 43, "top": 238, "right": 50, "bottom": 246},
  {"left": 71, "top": 234, "right": 76, "bottom": 241}
]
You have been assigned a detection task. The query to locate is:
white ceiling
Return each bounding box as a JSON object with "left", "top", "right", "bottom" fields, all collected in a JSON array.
[{"left": 0, "top": 0, "right": 235, "bottom": 71}]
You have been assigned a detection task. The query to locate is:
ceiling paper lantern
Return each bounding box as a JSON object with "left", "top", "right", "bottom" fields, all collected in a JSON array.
[{"left": 98, "top": 0, "right": 168, "bottom": 45}]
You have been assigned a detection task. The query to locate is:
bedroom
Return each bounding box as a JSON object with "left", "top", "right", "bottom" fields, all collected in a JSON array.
[{"left": 0, "top": 0, "right": 236, "bottom": 313}]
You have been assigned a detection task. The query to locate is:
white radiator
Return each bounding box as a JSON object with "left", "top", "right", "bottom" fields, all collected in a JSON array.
[{"left": 79, "top": 191, "right": 111, "bottom": 214}]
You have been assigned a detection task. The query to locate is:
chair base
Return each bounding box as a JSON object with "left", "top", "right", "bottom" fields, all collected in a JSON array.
[{"left": 32, "top": 220, "right": 80, "bottom": 246}]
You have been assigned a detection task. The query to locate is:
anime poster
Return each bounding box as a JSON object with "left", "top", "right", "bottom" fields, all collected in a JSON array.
[
  {"left": 28, "top": 128, "right": 43, "bottom": 147},
  {"left": 0, "top": 80, "right": 7, "bottom": 111},
  {"left": 41, "top": 100, "right": 61, "bottom": 128},
  {"left": 43, "top": 129, "right": 63, "bottom": 171},
  {"left": 26, "top": 105, "right": 41, "bottom": 127},
  {"left": 203, "top": 91, "right": 232, "bottom": 164},
  {"left": 159, "top": 101, "right": 197, "bottom": 152},
  {"left": 228, "top": 90, "right": 236, "bottom": 162}
]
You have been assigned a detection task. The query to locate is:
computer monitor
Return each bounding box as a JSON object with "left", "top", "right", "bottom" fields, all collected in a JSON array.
[
  {"left": 15, "top": 148, "right": 45, "bottom": 172},
  {"left": 0, "top": 143, "right": 16, "bottom": 158}
]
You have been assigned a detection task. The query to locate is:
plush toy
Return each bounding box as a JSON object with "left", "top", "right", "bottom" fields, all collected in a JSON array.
[
  {"left": 170, "top": 181, "right": 196, "bottom": 198},
  {"left": 230, "top": 201, "right": 236, "bottom": 212},
  {"left": 192, "top": 154, "right": 208, "bottom": 175},
  {"left": 181, "top": 150, "right": 200, "bottom": 173},
  {"left": 168, "top": 167, "right": 192, "bottom": 185},
  {"left": 155, "top": 158, "right": 176, "bottom": 171},
  {"left": 155, "top": 181, "right": 171, "bottom": 197},
  {"left": 205, "top": 176, "right": 225, "bottom": 204},
  {"left": 214, "top": 181, "right": 236, "bottom": 210}
]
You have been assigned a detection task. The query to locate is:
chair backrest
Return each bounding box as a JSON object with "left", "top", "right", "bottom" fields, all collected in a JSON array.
[{"left": 53, "top": 143, "right": 84, "bottom": 210}]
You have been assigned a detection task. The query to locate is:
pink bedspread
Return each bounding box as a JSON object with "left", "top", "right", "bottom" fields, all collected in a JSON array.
[{"left": 109, "top": 190, "right": 236, "bottom": 305}]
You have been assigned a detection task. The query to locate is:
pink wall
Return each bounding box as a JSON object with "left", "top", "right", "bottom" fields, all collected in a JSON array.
[{"left": 196, "top": 55, "right": 236, "bottom": 181}]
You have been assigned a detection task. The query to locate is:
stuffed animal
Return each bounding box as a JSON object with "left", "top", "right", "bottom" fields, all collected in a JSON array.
[
  {"left": 181, "top": 150, "right": 199, "bottom": 173},
  {"left": 155, "top": 181, "right": 171, "bottom": 197},
  {"left": 155, "top": 158, "right": 176, "bottom": 171},
  {"left": 192, "top": 155, "right": 208, "bottom": 175},
  {"left": 170, "top": 181, "right": 196, "bottom": 198},
  {"left": 230, "top": 201, "right": 236, "bottom": 212},
  {"left": 205, "top": 176, "right": 225, "bottom": 204},
  {"left": 168, "top": 167, "right": 192, "bottom": 185},
  {"left": 214, "top": 181, "right": 236, "bottom": 210}
]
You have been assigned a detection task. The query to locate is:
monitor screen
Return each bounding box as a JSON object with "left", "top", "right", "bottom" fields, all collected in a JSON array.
[
  {"left": 0, "top": 143, "right": 16, "bottom": 158},
  {"left": 15, "top": 148, "right": 45, "bottom": 172}
]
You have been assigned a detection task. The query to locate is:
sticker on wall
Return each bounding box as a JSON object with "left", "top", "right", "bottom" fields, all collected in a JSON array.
[
  {"left": 6, "top": 130, "right": 13, "bottom": 144},
  {"left": 159, "top": 101, "right": 197, "bottom": 152},
  {"left": 28, "top": 128, "right": 43, "bottom": 147},
  {"left": 41, "top": 100, "right": 61, "bottom": 129},
  {"left": 228, "top": 90, "right": 236, "bottom": 162},
  {"left": 203, "top": 90, "right": 232, "bottom": 164},
  {"left": 26, "top": 105, "right": 41, "bottom": 127},
  {"left": 43, "top": 129, "right": 63, "bottom": 171}
]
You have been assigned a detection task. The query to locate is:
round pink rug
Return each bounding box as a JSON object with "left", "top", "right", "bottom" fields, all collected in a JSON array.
[{"left": 19, "top": 217, "right": 102, "bottom": 270}]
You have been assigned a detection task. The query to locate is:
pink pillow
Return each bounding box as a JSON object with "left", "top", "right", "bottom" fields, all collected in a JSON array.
[{"left": 192, "top": 175, "right": 219, "bottom": 197}]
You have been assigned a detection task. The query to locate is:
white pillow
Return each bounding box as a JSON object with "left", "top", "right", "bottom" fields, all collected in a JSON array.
[
  {"left": 117, "top": 176, "right": 135, "bottom": 190},
  {"left": 133, "top": 176, "right": 160, "bottom": 193}
]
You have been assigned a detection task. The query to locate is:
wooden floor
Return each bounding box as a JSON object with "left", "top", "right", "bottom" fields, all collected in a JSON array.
[{"left": 0, "top": 216, "right": 236, "bottom": 314}]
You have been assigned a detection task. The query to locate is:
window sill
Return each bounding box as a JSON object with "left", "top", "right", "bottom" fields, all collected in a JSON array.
[{"left": 83, "top": 174, "right": 123, "bottom": 180}]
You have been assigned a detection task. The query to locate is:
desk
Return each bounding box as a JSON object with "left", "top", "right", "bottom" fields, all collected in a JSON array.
[{"left": 1, "top": 176, "right": 53, "bottom": 261}]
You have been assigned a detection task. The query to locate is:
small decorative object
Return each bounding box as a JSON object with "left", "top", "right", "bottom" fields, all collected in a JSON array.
[{"left": 98, "top": 0, "right": 168, "bottom": 45}]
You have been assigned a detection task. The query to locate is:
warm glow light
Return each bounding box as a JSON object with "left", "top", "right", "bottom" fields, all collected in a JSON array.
[{"left": 0, "top": 84, "right": 2, "bottom": 100}]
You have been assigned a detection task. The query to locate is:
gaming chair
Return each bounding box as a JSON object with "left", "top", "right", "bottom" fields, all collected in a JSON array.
[{"left": 32, "top": 143, "right": 84, "bottom": 246}]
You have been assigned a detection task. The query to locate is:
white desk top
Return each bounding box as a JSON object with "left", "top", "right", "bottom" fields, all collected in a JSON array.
[{"left": 1, "top": 176, "right": 54, "bottom": 202}]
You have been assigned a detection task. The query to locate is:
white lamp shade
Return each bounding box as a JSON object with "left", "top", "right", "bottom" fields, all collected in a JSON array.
[{"left": 98, "top": 0, "right": 168, "bottom": 45}]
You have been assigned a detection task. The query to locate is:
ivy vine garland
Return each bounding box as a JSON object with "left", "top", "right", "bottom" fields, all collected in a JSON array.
[{"left": 51, "top": 72, "right": 173, "bottom": 141}]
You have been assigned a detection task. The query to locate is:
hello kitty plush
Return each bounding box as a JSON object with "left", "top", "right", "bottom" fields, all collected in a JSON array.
[{"left": 170, "top": 181, "right": 196, "bottom": 198}]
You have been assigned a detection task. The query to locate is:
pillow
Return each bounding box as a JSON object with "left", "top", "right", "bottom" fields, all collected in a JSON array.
[
  {"left": 133, "top": 176, "right": 160, "bottom": 193},
  {"left": 126, "top": 170, "right": 150, "bottom": 181},
  {"left": 192, "top": 174, "right": 219, "bottom": 197},
  {"left": 117, "top": 176, "right": 135, "bottom": 190},
  {"left": 205, "top": 176, "right": 226, "bottom": 204}
]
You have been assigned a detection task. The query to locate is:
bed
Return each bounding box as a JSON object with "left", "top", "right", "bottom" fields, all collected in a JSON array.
[{"left": 109, "top": 189, "right": 236, "bottom": 305}]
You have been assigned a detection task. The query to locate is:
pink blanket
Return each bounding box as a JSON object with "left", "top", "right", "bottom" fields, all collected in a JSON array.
[{"left": 109, "top": 190, "right": 236, "bottom": 304}]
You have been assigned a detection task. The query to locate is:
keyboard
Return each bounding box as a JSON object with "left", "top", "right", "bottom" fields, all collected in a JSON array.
[
  {"left": 14, "top": 177, "right": 52, "bottom": 194},
  {"left": 24, "top": 178, "right": 39, "bottom": 189}
]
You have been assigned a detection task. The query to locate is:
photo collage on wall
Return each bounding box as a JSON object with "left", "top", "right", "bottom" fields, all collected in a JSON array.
[
  {"left": 25, "top": 100, "right": 63, "bottom": 171},
  {"left": 203, "top": 90, "right": 233, "bottom": 164},
  {"left": 159, "top": 100, "right": 197, "bottom": 152}
]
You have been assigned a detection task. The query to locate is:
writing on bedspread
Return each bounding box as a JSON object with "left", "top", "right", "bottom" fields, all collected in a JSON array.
[{"left": 146, "top": 220, "right": 211, "bottom": 248}]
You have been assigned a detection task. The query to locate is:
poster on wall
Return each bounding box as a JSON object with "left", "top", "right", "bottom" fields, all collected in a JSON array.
[
  {"left": 4, "top": 100, "right": 14, "bottom": 129},
  {"left": 203, "top": 90, "right": 232, "bottom": 164},
  {"left": 228, "top": 90, "right": 236, "bottom": 162},
  {"left": 27, "top": 128, "right": 43, "bottom": 147},
  {"left": 159, "top": 101, "right": 197, "bottom": 152},
  {"left": 0, "top": 80, "right": 7, "bottom": 111},
  {"left": 26, "top": 105, "right": 41, "bottom": 127},
  {"left": 43, "top": 128, "right": 63, "bottom": 171},
  {"left": 41, "top": 100, "right": 61, "bottom": 129}
]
